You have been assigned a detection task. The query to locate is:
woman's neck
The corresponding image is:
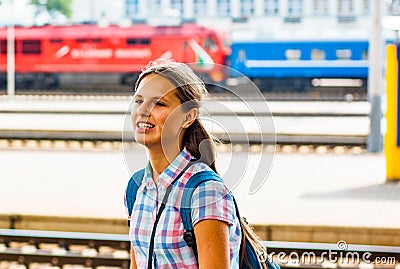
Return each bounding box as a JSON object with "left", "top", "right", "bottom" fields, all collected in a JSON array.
[{"left": 148, "top": 144, "right": 182, "bottom": 183}]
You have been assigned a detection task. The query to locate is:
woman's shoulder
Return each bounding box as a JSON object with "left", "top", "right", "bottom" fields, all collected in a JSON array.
[
  {"left": 187, "top": 165, "right": 236, "bottom": 227},
  {"left": 189, "top": 161, "right": 214, "bottom": 174},
  {"left": 187, "top": 162, "right": 230, "bottom": 196}
]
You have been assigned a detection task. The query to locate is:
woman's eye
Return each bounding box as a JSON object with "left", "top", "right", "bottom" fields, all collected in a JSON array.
[
  {"left": 135, "top": 99, "right": 143, "bottom": 104},
  {"left": 156, "top": 101, "right": 166, "bottom": 106}
]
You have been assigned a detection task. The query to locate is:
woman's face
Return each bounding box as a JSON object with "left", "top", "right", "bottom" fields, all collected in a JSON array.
[{"left": 131, "top": 74, "right": 187, "bottom": 149}]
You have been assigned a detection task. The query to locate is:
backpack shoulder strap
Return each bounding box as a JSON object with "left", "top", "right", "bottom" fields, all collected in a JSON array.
[
  {"left": 180, "top": 170, "right": 223, "bottom": 260},
  {"left": 126, "top": 168, "right": 145, "bottom": 227}
]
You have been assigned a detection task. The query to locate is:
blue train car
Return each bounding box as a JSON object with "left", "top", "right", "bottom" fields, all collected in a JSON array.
[{"left": 229, "top": 40, "right": 369, "bottom": 91}]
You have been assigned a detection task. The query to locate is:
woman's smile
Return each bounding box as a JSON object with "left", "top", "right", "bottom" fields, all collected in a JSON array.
[{"left": 136, "top": 121, "right": 155, "bottom": 133}]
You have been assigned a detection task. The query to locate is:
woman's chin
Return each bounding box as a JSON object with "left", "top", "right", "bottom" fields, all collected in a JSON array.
[
  {"left": 134, "top": 133, "right": 146, "bottom": 144},
  {"left": 135, "top": 137, "right": 149, "bottom": 145},
  {"left": 134, "top": 135, "right": 157, "bottom": 147}
]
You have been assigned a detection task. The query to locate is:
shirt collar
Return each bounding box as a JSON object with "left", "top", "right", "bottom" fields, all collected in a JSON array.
[{"left": 144, "top": 148, "right": 192, "bottom": 190}]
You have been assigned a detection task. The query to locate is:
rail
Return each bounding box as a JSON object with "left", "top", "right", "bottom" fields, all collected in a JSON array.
[
  {"left": 0, "top": 229, "right": 399, "bottom": 268},
  {"left": 0, "top": 229, "right": 130, "bottom": 268},
  {"left": 0, "top": 96, "right": 370, "bottom": 117},
  {"left": 0, "top": 99, "right": 370, "bottom": 146}
]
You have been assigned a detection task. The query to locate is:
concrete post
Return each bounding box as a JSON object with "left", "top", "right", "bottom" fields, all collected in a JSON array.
[
  {"left": 367, "top": 0, "right": 384, "bottom": 152},
  {"left": 6, "top": 25, "right": 15, "bottom": 98},
  {"left": 183, "top": 0, "right": 194, "bottom": 20},
  {"left": 254, "top": 0, "right": 264, "bottom": 16},
  {"left": 279, "top": 0, "right": 288, "bottom": 17},
  {"left": 208, "top": 0, "right": 217, "bottom": 17},
  {"left": 231, "top": 0, "right": 241, "bottom": 18}
]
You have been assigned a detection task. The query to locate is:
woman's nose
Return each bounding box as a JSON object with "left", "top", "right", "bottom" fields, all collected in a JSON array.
[{"left": 136, "top": 102, "right": 152, "bottom": 117}]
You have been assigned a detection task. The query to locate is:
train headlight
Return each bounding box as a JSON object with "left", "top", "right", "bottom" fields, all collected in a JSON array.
[{"left": 210, "top": 70, "right": 224, "bottom": 82}]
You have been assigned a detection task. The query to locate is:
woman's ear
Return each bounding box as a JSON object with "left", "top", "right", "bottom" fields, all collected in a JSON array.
[{"left": 183, "top": 108, "right": 198, "bottom": 129}]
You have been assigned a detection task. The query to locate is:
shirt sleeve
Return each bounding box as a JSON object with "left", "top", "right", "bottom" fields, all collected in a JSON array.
[
  {"left": 124, "top": 186, "right": 129, "bottom": 217},
  {"left": 191, "top": 180, "right": 236, "bottom": 227}
]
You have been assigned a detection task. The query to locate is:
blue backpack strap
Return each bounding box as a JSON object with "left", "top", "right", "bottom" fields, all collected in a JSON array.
[
  {"left": 126, "top": 168, "right": 145, "bottom": 227},
  {"left": 180, "top": 170, "right": 223, "bottom": 260}
]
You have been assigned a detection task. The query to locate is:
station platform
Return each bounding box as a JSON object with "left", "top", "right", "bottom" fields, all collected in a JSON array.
[{"left": 0, "top": 148, "right": 398, "bottom": 246}]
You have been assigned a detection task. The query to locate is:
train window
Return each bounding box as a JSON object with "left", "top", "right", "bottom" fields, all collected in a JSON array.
[
  {"left": 76, "top": 39, "right": 89, "bottom": 43},
  {"left": 140, "top": 39, "right": 151, "bottom": 45},
  {"left": 50, "top": 39, "right": 63, "bottom": 43},
  {"left": 127, "top": 38, "right": 151, "bottom": 45},
  {"left": 311, "top": 49, "right": 326, "bottom": 60},
  {"left": 92, "top": 38, "right": 103, "bottom": 43},
  {"left": 127, "top": 39, "right": 138, "bottom": 45},
  {"left": 238, "top": 49, "right": 246, "bottom": 62},
  {"left": 203, "top": 38, "right": 217, "bottom": 51},
  {"left": 22, "top": 40, "right": 41, "bottom": 55},
  {"left": 0, "top": 40, "right": 6, "bottom": 54},
  {"left": 362, "top": 49, "right": 368, "bottom": 60},
  {"left": 336, "top": 49, "right": 352, "bottom": 60},
  {"left": 285, "top": 49, "right": 301, "bottom": 60}
]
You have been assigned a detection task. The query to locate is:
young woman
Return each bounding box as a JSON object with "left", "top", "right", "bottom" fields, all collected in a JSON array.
[{"left": 126, "top": 60, "right": 241, "bottom": 269}]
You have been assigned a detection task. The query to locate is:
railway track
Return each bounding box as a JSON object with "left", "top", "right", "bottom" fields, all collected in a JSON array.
[
  {"left": 0, "top": 84, "right": 367, "bottom": 101},
  {"left": 0, "top": 229, "right": 398, "bottom": 269},
  {"left": 0, "top": 95, "right": 371, "bottom": 148},
  {"left": 0, "top": 229, "right": 130, "bottom": 269},
  {"left": 0, "top": 139, "right": 366, "bottom": 154}
]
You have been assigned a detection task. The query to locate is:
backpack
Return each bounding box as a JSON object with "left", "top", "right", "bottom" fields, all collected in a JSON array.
[{"left": 125, "top": 167, "right": 279, "bottom": 269}]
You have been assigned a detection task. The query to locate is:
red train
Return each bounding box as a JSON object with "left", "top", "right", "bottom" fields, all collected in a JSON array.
[{"left": 0, "top": 23, "right": 229, "bottom": 89}]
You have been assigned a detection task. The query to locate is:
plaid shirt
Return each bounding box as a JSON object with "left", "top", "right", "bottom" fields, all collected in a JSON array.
[{"left": 125, "top": 148, "right": 241, "bottom": 268}]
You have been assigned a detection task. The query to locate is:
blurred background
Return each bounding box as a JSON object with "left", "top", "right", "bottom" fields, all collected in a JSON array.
[{"left": 1, "top": 0, "right": 400, "bottom": 268}]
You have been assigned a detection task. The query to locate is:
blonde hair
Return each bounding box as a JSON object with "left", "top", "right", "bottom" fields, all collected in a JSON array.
[{"left": 241, "top": 218, "right": 269, "bottom": 269}]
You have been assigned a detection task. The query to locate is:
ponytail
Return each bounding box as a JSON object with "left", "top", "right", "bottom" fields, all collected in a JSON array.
[{"left": 183, "top": 119, "right": 217, "bottom": 173}]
